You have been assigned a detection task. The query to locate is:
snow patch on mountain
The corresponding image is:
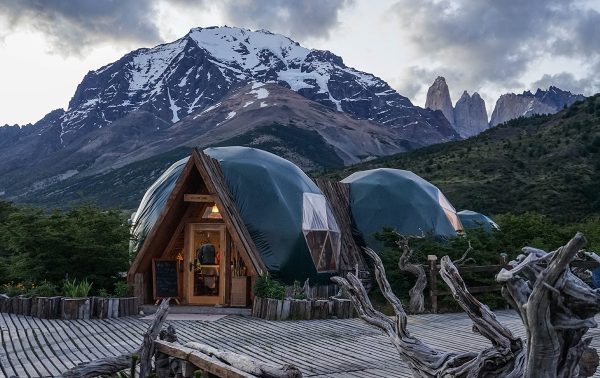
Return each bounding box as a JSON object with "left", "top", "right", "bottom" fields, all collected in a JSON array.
[
  {"left": 250, "top": 87, "right": 269, "bottom": 100},
  {"left": 42, "top": 26, "right": 456, "bottom": 151},
  {"left": 167, "top": 88, "right": 181, "bottom": 122}
]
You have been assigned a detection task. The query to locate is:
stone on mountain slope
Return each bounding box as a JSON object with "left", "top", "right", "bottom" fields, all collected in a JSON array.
[
  {"left": 453, "top": 91, "right": 488, "bottom": 138},
  {"left": 425, "top": 76, "right": 455, "bottom": 126}
]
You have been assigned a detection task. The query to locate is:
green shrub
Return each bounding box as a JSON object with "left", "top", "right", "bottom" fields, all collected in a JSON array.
[
  {"left": 27, "top": 281, "right": 59, "bottom": 297},
  {"left": 1, "top": 282, "right": 28, "bottom": 297},
  {"left": 63, "top": 279, "right": 93, "bottom": 298},
  {"left": 113, "top": 281, "right": 130, "bottom": 297},
  {"left": 253, "top": 273, "right": 285, "bottom": 300},
  {"left": 290, "top": 280, "right": 306, "bottom": 300},
  {"left": 368, "top": 213, "right": 600, "bottom": 312}
]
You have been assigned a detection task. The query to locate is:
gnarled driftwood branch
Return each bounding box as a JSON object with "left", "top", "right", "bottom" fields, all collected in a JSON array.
[
  {"left": 334, "top": 233, "right": 600, "bottom": 377},
  {"left": 394, "top": 235, "right": 427, "bottom": 314}
]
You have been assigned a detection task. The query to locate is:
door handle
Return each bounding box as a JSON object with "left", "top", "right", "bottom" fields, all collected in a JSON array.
[{"left": 189, "top": 262, "right": 193, "bottom": 272}]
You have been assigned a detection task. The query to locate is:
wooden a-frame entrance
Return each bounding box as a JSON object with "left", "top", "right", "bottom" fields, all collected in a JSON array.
[{"left": 127, "top": 149, "right": 266, "bottom": 306}]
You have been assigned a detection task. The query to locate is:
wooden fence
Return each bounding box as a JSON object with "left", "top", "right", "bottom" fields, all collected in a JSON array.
[
  {"left": 0, "top": 295, "right": 138, "bottom": 319},
  {"left": 252, "top": 297, "right": 354, "bottom": 321},
  {"left": 425, "top": 257, "right": 599, "bottom": 313}
]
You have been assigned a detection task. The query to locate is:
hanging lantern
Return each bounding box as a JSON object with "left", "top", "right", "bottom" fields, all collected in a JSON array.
[{"left": 204, "top": 203, "right": 222, "bottom": 219}]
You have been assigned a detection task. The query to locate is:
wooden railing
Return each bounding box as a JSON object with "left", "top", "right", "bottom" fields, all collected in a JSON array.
[{"left": 425, "top": 257, "right": 599, "bottom": 313}]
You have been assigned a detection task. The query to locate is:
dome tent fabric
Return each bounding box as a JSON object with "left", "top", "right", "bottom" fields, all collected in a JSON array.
[
  {"left": 130, "top": 146, "right": 340, "bottom": 284},
  {"left": 205, "top": 147, "right": 340, "bottom": 283},
  {"left": 457, "top": 210, "right": 499, "bottom": 232},
  {"left": 129, "top": 157, "right": 188, "bottom": 257},
  {"left": 341, "top": 168, "right": 461, "bottom": 249}
]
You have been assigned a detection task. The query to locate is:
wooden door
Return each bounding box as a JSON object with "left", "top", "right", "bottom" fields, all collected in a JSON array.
[{"left": 185, "top": 224, "right": 226, "bottom": 305}]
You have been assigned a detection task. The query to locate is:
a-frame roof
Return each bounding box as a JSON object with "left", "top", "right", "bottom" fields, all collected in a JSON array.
[{"left": 128, "top": 148, "right": 266, "bottom": 280}]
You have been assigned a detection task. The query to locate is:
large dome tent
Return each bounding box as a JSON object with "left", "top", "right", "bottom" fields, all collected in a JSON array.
[
  {"left": 204, "top": 147, "right": 341, "bottom": 282},
  {"left": 129, "top": 157, "right": 188, "bottom": 257},
  {"left": 341, "top": 168, "right": 462, "bottom": 249},
  {"left": 130, "top": 147, "right": 341, "bottom": 284}
]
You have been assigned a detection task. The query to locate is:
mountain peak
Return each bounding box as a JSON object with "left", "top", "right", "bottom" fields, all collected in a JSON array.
[
  {"left": 490, "top": 86, "right": 585, "bottom": 126},
  {"left": 0, "top": 25, "right": 459, "bottom": 201},
  {"left": 454, "top": 89, "right": 488, "bottom": 138},
  {"left": 425, "top": 76, "right": 454, "bottom": 126}
]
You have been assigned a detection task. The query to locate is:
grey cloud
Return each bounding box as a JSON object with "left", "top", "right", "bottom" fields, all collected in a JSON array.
[
  {"left": 219, "top": 0, "right": 354, "bottom": 41},
  {"left": 0, "top": 0, "right": 352, "bottom": 55},
  {"left": 389, "top": 0, "right": 600, "bottom": 95},
  {"left": 392, "top": 66, "right": 445, "bottom": 104},
  {"left": 0, "top": 0, "right": 162, "bottom": 55}
]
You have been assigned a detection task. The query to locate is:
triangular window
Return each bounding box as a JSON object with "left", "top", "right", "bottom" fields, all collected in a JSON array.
[{"left": 302, "top": 193, "right": 341, "bottom": 272}]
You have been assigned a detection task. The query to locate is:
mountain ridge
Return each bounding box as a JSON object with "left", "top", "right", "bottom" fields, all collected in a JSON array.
[{"left": 0, "top": 26, "right": 457, "bottom": 202}]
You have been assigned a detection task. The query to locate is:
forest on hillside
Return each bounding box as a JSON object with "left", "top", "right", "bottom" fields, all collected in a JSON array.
[{"left": 325, "top": 95, "right": 600, "bottom": 224}]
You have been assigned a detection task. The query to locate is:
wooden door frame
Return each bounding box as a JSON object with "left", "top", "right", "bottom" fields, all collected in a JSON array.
[{"left": 184, "top": 223, "right": 227, "bottom": 305}]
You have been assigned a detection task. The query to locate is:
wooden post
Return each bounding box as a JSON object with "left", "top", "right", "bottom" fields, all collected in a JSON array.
[
  {"left": 134, "top": 273, "right": 147, "bottom": 306},
  {"left": 427, "top": 255, "right": 438, "bottom": 314},
  {"left": 61, "top": 298, "right": 91, "bottom": 320},
  {"left": 281, "top": 299, "right": 291, "bottom": 320}
]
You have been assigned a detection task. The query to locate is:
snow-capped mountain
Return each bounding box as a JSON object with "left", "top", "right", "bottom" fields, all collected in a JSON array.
[
  {"left": 0, "top": 26, "right": 457, "bottom": 205},
  {"left": 62, "top": 26, "right": 455, "bottom": 144}
]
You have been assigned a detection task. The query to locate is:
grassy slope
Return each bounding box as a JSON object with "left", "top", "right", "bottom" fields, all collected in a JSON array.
[
  {"left": 324, "top": 95, "right": 600, "bottom": 223},
  {"left": 22, "top": 123, "right": 345, "bottom": 209}
]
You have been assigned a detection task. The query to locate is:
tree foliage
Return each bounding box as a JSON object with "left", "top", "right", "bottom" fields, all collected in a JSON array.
[
  {"left": 370, "top": 212, "right": 600, "bottom": 312},
  {"left": 0, "top": 202, "right": 130, "bottom": 293}
]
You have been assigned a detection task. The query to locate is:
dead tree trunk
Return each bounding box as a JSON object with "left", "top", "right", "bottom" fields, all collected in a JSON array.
[
  {"left": 396, "top": 237, "right": 427, "bottom": 313},
  {"left": 497, "top": 233, "right": 600, "bottom": 377},
  {"left": 333, "top": 233, "right": 600, "bottom": 377},
  {"left": 185, "top": 342, "right": 302, "bottom": 377}
]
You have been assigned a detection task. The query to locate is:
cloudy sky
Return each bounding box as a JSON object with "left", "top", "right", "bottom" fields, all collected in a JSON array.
[{"left": 1, "top": 0, "right": 599, "bottom": 125}]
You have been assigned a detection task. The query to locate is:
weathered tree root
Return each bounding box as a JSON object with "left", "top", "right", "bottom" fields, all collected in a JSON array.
[
  {"left": 395, "top": 236, "right": 427, "bottom": 314},
  {"left": 333, "top": 233, "right": 600, "bottom": 377}
]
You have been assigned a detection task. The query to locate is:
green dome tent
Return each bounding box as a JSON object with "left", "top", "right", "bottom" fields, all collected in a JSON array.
[
  {"left": 341, "top": 168, "right": 462, "bottom": 249},
  {"left": 205, "top": 147, "right": 340, "bottom": 283},
  {"left": 130, "top": 147, "right": 340, "bottom": 284},
  {"left": 129, "top": 157, "right": 188, "bottom": 257},
  {"left": 457, "top": 210, "right": 499, "bottom": 232}
]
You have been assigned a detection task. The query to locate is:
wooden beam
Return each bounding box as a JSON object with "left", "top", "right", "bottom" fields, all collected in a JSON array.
[
  {"left": 155, "top": 341, "right": 254, "bottom": 378},
  {"left": 193, "top": 149, "right": 266, "bottom": 275},
  {"left": 184, "top": 194, "right": 215, "bottom": 202}
]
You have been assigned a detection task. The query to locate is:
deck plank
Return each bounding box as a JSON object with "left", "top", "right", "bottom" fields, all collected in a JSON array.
[{"left": 1, "top": 310, "right": 599, "bottom": 377}]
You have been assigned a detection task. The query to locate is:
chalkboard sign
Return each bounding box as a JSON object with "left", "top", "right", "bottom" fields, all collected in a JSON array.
[{"left": 152, "top": 259, "right": 179, "bottom": 300}]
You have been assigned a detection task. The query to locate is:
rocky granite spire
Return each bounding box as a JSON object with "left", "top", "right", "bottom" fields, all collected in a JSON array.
[
  {"left": 425, "top": 76, "right": 454, "bottom": 126},
  {"left": 490, "top": 93, "right": 554, "bottom": 126},
  {"left": 454, "top": 91, "right": 489, "bottom": 138},
  {"left": 490, "top": 87, "right": 585, "bottom": 126}
]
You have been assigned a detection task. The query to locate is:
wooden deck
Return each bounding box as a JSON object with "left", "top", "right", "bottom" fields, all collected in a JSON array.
[{"left": 2, "top": 310, "right": 600, "bottom": 377}]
